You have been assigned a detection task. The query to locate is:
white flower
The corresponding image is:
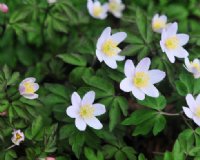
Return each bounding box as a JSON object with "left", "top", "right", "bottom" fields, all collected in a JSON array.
[
  {"left": 152, "top": 14, "right": 168, "bottom": 33},
  {"left": 19, "top": 77, "right": 39, "bottom": 99},
  {"left": 183, "top": 94, "right": 200, "bottom": 126},
  {"left": 107, "top": 0, "right": 125, "bottom": 18},
  {"left": 96, "top": 27, "right": 127, "bottom": 69},
  {"left": 66, "top": 91, "right": 106, "bottom": 131},
  {"left": 11, "top": 129, "right": 25, "bottom": 145},
  {"left": 120, "top": 58, "right": 166, "bottom": 100},
  {"left": 47, "top": 0, "right": 56, "bottom": 4},
  {"left": 160, "top": 22, "right": 189, "bottom": 63},
  {"left": 87, "top": 0, "right": 108, "bottom": 19},
  {"left": 184, "top": 58, "right": 200, "bottom": 79}
]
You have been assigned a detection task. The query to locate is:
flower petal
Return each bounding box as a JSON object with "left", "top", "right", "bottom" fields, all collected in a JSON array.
[
  {"left": 193, "top": 116, "right": 200, "bottom": 126},
  {"left": 71, "top": 92, "right": 81, "bottom": 108},
  {"left": 85, "top": 117, "right": 103, "bottom": 129},
  {"left": 141, "top": 84, "right": 159, "bottom": 98},
  {"left": 97, "top": 27, "right": 111, "bottom": 49},
  {"left": 149, "top": 69, "right": 166, "bottom": 84},
  {"left": 165, "top": 22, "right": 178, "bottom": 36},
  {"left": 115, "top": 55, "right": 125, "bottom": 61},
  {"left": 75, "top": 117, "right": 87, "bottom": 131},
  {"left": 33, "top": 83, "right": 39, "bottom": 92},
  {"left": 124, "top": 59, "right": 135, "bottom": 77},
  {"left": 93, "top": 103, "right": 106, "bottom": 116},
  {"left": 82, "top": 91, "right": 95, "bottom": 106},
  {"left": 104, "top": 58, "right": 117, "bottom": 69},
  {"left": 173, "top": 47, "right": 189, "bottom": 58},
  {"left": 96, "top": 50, "right": 104, "bottom": 62},
  {"left": 131, "top": 86, "right": 145, "bottom": 100},
  {"left": 136, "top": 57, "right": 151, "bottom": 72},
  {"left": 120, "top": 78, "right": 133, "bottom": 92},
  {"left": 66, "top": 105, "right": 79, "bottom": 118},
  {"left": 111, "top": 32, "right": 127, "bottom": 45},
  {"left": 165, "top": 50, "right": 175, "bottom": 63},
  {"left": 23, "top": 94, "right": 38, "bottom": 99},
  {"left": 186, "top": 94, "right": 196, "bottom": 112},
  {"left": 177, "top": 34, "right": 189, "bottom": 46},
  {"left": 182, "top": 107, "right": 193, "bottom": 119}
]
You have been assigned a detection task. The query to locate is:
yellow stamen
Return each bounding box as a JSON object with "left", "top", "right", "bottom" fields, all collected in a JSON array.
[
  {"left": 16, "top": 133, "right": 22, "bottom": 141},
  {"left": 191, "top": 62, "right": 200, "bottom": 72},
  {"left": 79, "top": 104, "right": 94, "bottom": 118},
  {"left": 93, "top": 6, "right": 103, "bottom": 17},
  {"left": 133, "top": 72, "right": 149, "bottom": 88},
  {"left": 24, "top": 82, "right": 34, "bottom": 94},
  {"left": 195, "top": 106, "right": 200, "bottom": 117},
  {"left": 109, "top": 2, "right": 119, "bottom": 12},
  {"left": 102, "top": 39, "right": 120, "bottom": 57},
  {"left": 153, "top": 20, "right": 165, "bottom": 30},
  {"left": 165, "top": 36, "right": 179, "bottom": 49}
]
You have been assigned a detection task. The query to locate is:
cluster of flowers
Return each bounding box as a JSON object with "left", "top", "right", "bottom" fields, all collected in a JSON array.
[
  {"left": 2, "top": 1, "right": 200, "bottom": 158},
  {"left": 87, "top": 0, "right": 125, "bottom": 19}
]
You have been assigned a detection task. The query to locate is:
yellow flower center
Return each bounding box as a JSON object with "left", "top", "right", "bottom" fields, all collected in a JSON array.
[
  {"left": 79, "top": 104, "right": 94, "bottom": 118},
  {"left": 101, "top": 39, "right": 120, "bottom": 57},
  {"left": 133, "top": 72, "right": 150, "bottom": 88},
  {"left": 153, "top": 20, "right": 166, "bottom": 30},
  {"left": 93, "top": 6, "right": 103, "bottom": 17},
  {"left": 165, "top": 36, "right": 179, "bottom": 49},
  {"left": 24, "top": 82, "right": 34, "bottom": 94},
  {"left": 16, "top": 133, "right": 22, "bottom": 141},
  {"left": 195, "top": 106, "right": 200, "bottom": 117},
  {"left": 109, "top": 2, "right": 119, "bottom": 12},
  {"left": 191, "top": 62, "right": 200, "bottom": 72}
]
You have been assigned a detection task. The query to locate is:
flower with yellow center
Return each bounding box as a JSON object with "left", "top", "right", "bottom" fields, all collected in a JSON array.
[
  {"left": 66, "top": 91, "right": 106, "bottom": 131},
  {"left": 107, "top": 0, "right": 125, "bottom": 18},
  {"left": 160, "top": 22, "right": 189, "bottom": 63},
  {"left": 120, "top": 58, "right": 166, "bottom": 100},
  {"left": 152, "top": 14, "right": 168, "bottom": 33},
  {"left": 184, "top": 58, "right": 200, "bottom": 79},
  {"left": 183, "top": 94, "right": 200, "bottom": 126},
  {"left": 19, "top": 77, "right": 39, "bottom": 99},
  {"left": 87, "top": 0, "right": 108, "bottom": 20},
  {"left": 11, "top": 129, "right": 25, "bottom": 145},
  {"left": 96, "top": 27, "right": 127, "bottom": 69}
]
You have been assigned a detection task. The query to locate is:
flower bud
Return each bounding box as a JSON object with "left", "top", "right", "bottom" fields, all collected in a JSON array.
[{"left": 0, "top": 3, "right": 8, "bottom": 13}]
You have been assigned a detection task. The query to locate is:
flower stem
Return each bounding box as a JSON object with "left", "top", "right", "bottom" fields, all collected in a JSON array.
[
  {"left": 159, "top": 111, "right": 180, "bottom": 116},
  {"left": 5, "top": 144, "right": 15, "bottom": 151}
]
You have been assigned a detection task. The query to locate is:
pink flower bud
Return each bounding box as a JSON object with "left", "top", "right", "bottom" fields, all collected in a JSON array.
[
  {"left": 0, "top": 3, "right": 8, "bottom": 13},
  {"left": 0, "top": 111, "right": 7, "bottom": 116},
  {"left": 46, "top": 157, "right": 55, "bottom": 160}
]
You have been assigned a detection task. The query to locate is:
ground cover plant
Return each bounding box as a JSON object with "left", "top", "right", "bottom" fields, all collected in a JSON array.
[{"left": 1, "top": 0, "right": 200, "bottom": 159}]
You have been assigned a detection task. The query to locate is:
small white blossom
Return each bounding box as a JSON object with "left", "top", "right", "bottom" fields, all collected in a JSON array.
[
  {"left": 19, "top": 77, "right": 39, "bottom": 99},
  {"left": 96, "top": 27, "right": 127, "bottom": 69},
  {"left": 152, "top": 14, "right": 169, "bottom": 33},
  {"left": 66, "top": 91, "right": 106, "bottom": 131},
  {"left": 87, "top": 0, "right": 108, "bottom": 19},
  {"left": 160, "top": 22, "right": 189, "bottom": 63},
  {"left": 184, "top": 58, "right": 200, "bottom": 79},
  {"left": 120, "top": 58, "right": 166, "bottom": 100},
  {"left": 183, "top": 94, "right": 200, "bottom": 126},
  {"left": 47, "top": 0, "right": 56, "bottom": 4},
  {"left": 11, "top": 130, "right": 25, "bottom": 145},
  {"left": 107, "top": 0, "right": 125, "bottom": 18}
]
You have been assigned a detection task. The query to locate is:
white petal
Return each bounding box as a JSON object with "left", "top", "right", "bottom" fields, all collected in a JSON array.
[
  {"left": 159, "top": 15, "right": 167, "bottom": 23},
  {"left": 71, "top": 92, "right": 81, "bottom": 108},
  {"left": 193, "top": 116, "right": 200, "bottom": 126},
  {"left": 173, "top": 47, "right": 189, "bottom": 58},
  {"left": 177, "top": 34, "right": 189, "bottom": 46},
  {"left": 33, "top": 83, "right": 39, "bottom": 92},
  {"left": 97, "top": 27, "right": 111, "bottom": 49},
  {"left": 120, "top": 78, "right": 133, "bottom": 92},
  {"left": 96, "top": 50, "right": 104, "bottom": 62},
  {"left": 85, "top": 117, "right": 103, "bottom": 129},
  {"left": 184, "top": 58, "right": 190, "bottom": 70},
  {"left": 124, "top": 59, "right": 135, "bottom": 77},
  {"left": 93, "top": 103, "right": 106, "bottom": 116},
  {"left": 66, "top": 105, "right": 79, "bottom": 118},
  {"left": 136, "top": 57, "right": 151, "bottom": 72},
  {"left": 165, "top": 22, "right": 178, "bottom": 36},
  {"left": 165, "top": 50, "right": 175, "bottom": 63},
  {"left": 75, "top": 117, "right": 87, "bottom": 131},
  {"left": 182, "top": 107, "right": 193, "bottom": 119},
  {"left": 23, "top": 94, "right": 38, "bottom": 99},
  {"left": 149, "top": 69, "right": 166, "bottom": 84},
  {"left": 87, "top": 0, "right": 93, "bottom": 15},
  {"left": 141, "top": 84, "right": 159, "bottom": 98},
  {"left": 82, "top": 91, "right": 95, "bottom": 106},
  {"left": 104, "top": 58, "right": 117, "bottom": 69},
  {"left": 131, "top": 86, "right": 145, "bottom": 100},
  {"left": 186, "top": 94, "right": 196, "bottom": 112},
  {"left": 115, "top": 55, "right": 125, "bottom": 61},
  {"left": 111, "top": 32, "right": 127, "bottom": 45},
  {"left": 196, "top": 94, "right": 200, "bottom": 105}
]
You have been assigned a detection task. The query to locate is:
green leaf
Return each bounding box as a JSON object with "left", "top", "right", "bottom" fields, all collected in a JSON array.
[
  {"left": 122, "top": 146, "right": 137, "bottom": 160},
  {"left": 136, "top": 8, "right": 147, "bottom": 40},
  {"left": 153, "top": 115, "right": 166, "bottom": 135},
  {"left": 58, "top": 53, "right": 87, "bottom": 66},
  {"left": 109, "top": 103, "right": 121, "bottom": 132},
  {"left": 115, "top": 150, "right": 126, "bottom": 160}
]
